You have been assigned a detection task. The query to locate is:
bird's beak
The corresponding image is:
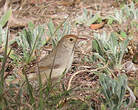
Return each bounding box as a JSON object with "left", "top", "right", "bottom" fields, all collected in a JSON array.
[{"left": 77, "top": 37, "right": 87, "bottom": 41}]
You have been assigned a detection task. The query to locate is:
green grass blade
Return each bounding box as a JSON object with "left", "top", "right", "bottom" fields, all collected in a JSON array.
[{"left": 22, "top": 67, "right": 35, "bottom": 105}]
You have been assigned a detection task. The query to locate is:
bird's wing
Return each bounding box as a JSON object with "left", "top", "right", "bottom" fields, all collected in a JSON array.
[{"left": 37, "top": 51, "right": 61, "bottom": 72}]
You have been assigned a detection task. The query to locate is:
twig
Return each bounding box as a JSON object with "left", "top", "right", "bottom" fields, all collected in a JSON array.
[
  {"left": 67, "top": 70, "right": 90, "bottom": 91},
  {"left": 127, "top": 85, "right": 136, "bottom": 107},
  {"left": 67, "top": 61, "right": 110, "bottom": 90}
]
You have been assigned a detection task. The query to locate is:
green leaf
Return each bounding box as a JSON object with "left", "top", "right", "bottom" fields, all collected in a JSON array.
[
  {"left": 119, "top": 37, "right": 130, "bottom": 64},
  {"left": 99, "top": 74, "right": 127, "bottom": 110},
  {"left": 0, "top": 27, "right": 8, "bottom": 46},
  {"left": 24, "top": 29, "right": 32, "bottom": 49},
  {"left": 28, "top": 22, "right": 35, "bottom": 30},
  {"left": 0, "top": 9, "right": 12, "bottom": 27},
  {"left": 109, "top": 32, "right": 118, "bottom": 47},
  {"left": 107, "top": 16, "right": 114, "bottom": 25},
  {"left": 62, "top": 21, "right": 70, "bottom": 37},
  {"left": 17, "top": 23, "right": 45, "bottom": 63},
  {"left": 120, "top": 31, "right": 127, "bottom": 38},
  {"left": 93, "top": 53, "right": 106, "bottom": 62},
  {"left": 47, "top": 19, "right": 55, "bottom": 37},
  {"left": 92, "top": 39, "right": 99, "bottom": 52}
]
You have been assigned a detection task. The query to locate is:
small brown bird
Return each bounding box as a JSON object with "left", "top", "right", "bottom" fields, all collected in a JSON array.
[{"left": 11, "top": 35, "right": 78, "bottom": 84}]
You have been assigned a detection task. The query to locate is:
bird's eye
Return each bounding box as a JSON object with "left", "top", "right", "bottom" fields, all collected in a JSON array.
[{"left": 69, "top": 38, "right": 73, "bottom": 41}]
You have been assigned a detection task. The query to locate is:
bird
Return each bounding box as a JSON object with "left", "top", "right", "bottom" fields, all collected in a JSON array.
[{"left": 11, "top": 34, "right": 78, "bottom": 84}]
